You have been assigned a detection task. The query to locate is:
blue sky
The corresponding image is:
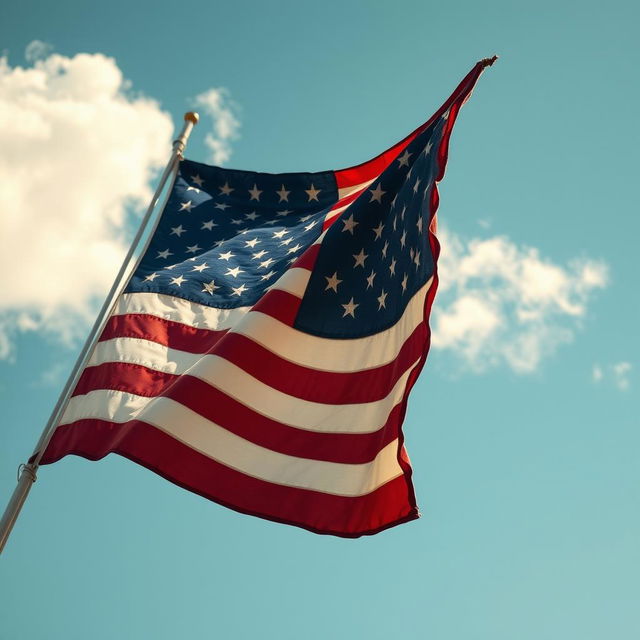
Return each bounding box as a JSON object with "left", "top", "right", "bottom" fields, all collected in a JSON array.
[{"left": 1, "top": 1, "right": 638, "bottom": 638}]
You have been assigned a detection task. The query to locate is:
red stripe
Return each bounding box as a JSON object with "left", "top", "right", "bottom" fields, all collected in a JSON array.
[
  {"left": 250, "top": 288, "right": 301, "bottom": 326},
  {"left": 101, "top": 313, "right": 228, "bottom": 352},
  {"left": 290, "top": 243, "right": 320, "bottom": 271},
  {"left": 333, "top": 60, "right": 490, "bottom": 189},
  {"left": 40, "top": 420, "right": 418, "bottom": 537}
]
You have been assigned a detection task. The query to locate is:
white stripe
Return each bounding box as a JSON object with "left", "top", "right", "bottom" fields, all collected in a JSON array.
[
  {"left": 59, "top": 390, "right": 404, "bottom": 497},
  {"left": 114, "top": 278, "right": 433, "bottom": 372},
  {"left": 267, "top": 267, "right": 310, "bottom": 297},
  {"left": 115, "top": 293, "right": 250, "bottom": 331},
  {"left": 85, "top": 338, "right": 422, "bottom": 434}
]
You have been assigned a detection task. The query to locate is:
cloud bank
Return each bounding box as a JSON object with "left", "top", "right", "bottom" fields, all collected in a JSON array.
[
  {"left": 0, "top": 46, "right": 240, "bottom": 360},
  {"left": 431, "top": 228, "right": 608, "bottom": 373}
]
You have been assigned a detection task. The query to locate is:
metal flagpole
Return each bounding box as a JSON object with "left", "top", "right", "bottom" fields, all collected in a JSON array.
[{"left": 0, "top": 112, "right": 199, "bottom": 555}]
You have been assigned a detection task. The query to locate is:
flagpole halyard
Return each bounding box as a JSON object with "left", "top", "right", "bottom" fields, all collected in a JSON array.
[{"left": 0, "top": 112, "right": 199, "bottom": 555}]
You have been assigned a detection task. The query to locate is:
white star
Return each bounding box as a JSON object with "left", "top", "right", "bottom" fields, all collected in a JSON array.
[
  {"left": 442, "top": 109, "right": 450, "bottom": 121},
  {"left": 191, "top": 174, "right": 204, "bottom": 187},
  {"left": 377, "top": 290, "right": 388, "bottom": 310},
  {"left": 201, "top": 220, "right": 216, "bottom": 231},
  {"left": 300, "top": 214, "right": 314, "bottom": 222},
  {"left": 170, "top": 275, "right": 186, "bottom": 287},
  {"left": 369, "top": 183, "right": 386, "bottom": 203},
  {"left": 287, "top": 243, "right": 302, "bottom": 254},
  {"left": 219, "top": 181, "right": 234, "bottom": 196},
  {"left": 215, "top": 202, "right": 230, "bottom": 211},
  {"left": 186, "top": 186, "right": 200, "bottom": 193},
  {"left": 341, "top": 297, "right": 359, "bottom": 318},
  {"left": 372, "top": 222, "right": 384, "bottom": 240},
  {"left": 410, "top": 247, "right": 415, "bottom": 260},
  {"left": 192, "top": 262, "right": 208, "bottom": 272},
  {"left": 186, "top": 244, "right": 201, "bottom": 254},
  {"left": 261, "top": 270, "right": 277, "bottom": 281},
  {"left": 423, "top": 141, "right": 433, "bottom": 156},
  {"left": 400, "top": 230, "right": 407, "bottom": 248},
  {"left": 225, "top": 266, "right": 244, "bottom": 278},
  {"left": 342, "top": 214, "right": 358, "bottom": 234},
  {"left": 232, "top": 283, "right": 248, "bottom": 296},
  {"left": 259, "top": 258, "right": 275, "bottom": 269},
  {"left": 397, "top": 150, "right": 412, "bottom": 167},
  {"left": 218, "top": 251, "right": 235, "bottom": 261},
  {"left": 245, "top": 211, "right": 259, "bottom": 221},
  {"left": 413, "top": 178, "right": 421, "bottom": 193},
  {"left": 414, "top": 250, "right": 421, "bottom": 269},
  {"left": 164, "top": 263, "right": 178, "bottom": 270},
  {"left": 245, "top": 238, "right": 260, "bottom": 248},
  {"left": 156, "top": 249, "right": 173, "bottom": 259},
  {"left": 417, "top": 218, "right": 423, "bottom": 233},
  {"left": 353, "top": 248, "right": 368, "bottom": 268},
  {"left": 277, "top": 209, "right": 293, "bottom": 217},
  {"left": 325, "top": 272, "right": 342, "bottom": 292},
  {"left": 280, "top": 237, "right": 293, "bottom": 246},
  {"left": 400, "top": 206, "right": 406, "bottom": 219},
  {"left": 144, "top": 272, "right": 159, "bottom": 282},
  {"left": 252, "top": 250, "right": 268, "bottom": 260},
  {"left": 179, "top": 201, "right": 193, "bottom": 212},
  {"left": 401, "top": 274, "right": 408, "bottom": 292},
  {"left": 273, "top": 229, "right": 289, "bottom": 239},
  {"left": 170, "top": 225, "right": 186, "bottom": 237},
  {"left": 230, "top": 218, "right": 243, "bottom": 225},
  {"left": 393, "top": 215, "right": 397, "bottom": 231},
  {"left": 382, "top": 241, "right": 388, "bottom": 258},
  {"left": 389, "top": 257, "right": 397, "bottom": 276},
  {"left": 276, "top": 184, "right": 290, "bottom": 202},
  {"left": 366, "top": 270, "right": 376, "bottom": 289},
  {"left": 248, "top": 183, "right": 262, "bottom": 201},
  {"left": 202, "top": 280, "right": 219, "bottom": 294},
  {"left": 305, "top": 184, "right": 321, "bottom": 201},
  {"left": 304, "top": 220, "right": 317, "bottom": 232}
]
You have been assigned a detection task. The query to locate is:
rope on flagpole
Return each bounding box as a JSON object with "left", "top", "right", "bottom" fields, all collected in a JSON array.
[{"left": 0, "top": 112, "right": 199, "bottom": 555}]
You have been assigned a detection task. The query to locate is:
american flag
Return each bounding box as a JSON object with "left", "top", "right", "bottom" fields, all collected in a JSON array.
[{"left": 40, "top": 61, "right": 491, "bottom": 537}]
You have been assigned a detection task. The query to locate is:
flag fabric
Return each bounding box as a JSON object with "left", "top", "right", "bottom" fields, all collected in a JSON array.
[{"left": 40, "top": 61, "right": 491, "bottom": 537}]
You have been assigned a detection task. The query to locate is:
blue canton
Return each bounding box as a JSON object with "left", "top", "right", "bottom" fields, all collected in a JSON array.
[
  {"left": 295, "top": 114, "right": 448, "bottom": 338},
  {"left": 128, "top": 161, "right": 336, "bottom": 308}
]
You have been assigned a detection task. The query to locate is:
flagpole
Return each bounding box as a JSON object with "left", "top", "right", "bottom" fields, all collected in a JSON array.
[{"left": 0, "top": 112, "right": 199, "bottom": 555}]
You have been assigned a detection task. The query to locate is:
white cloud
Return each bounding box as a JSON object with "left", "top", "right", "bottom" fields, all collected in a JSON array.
[
  {"left": 592, "top": 362, "right": 632, "bottom": 390},
  {"left": 613, "top": 362, "right": 632, "bottom": 391},
  {"left": 431, "top": 228, "right": 608, "bottom": 373},
  {"left": 0, "top": 46, "right": 243, "bottom": 362},
  {"left": 194, "top": 87, "right": 241, "bottom": 165},
  {"left": 0, "top": 46, "right": 175, "bottom": 359}
]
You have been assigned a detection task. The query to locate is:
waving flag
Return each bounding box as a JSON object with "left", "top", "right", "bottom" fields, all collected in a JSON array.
[{"left": 40, "top": 61, "right": 492, "bottom": 537}]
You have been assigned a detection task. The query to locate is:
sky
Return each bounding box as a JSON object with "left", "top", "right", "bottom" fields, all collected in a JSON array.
[{"left": 0, "top": 1, "right": 638, "bottom": 638}]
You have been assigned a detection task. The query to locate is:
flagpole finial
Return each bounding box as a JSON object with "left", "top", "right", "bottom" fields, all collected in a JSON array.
[
  {"left": 184, "top": 111, "right": 199, "bottom": 125},
  {"left": 481, "top": 55, "right": 498, "bottom": 67}
]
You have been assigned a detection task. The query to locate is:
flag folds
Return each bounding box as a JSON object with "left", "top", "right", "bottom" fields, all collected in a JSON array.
[{"left": 40, "top": 61, "right": 491, "bottom": 536}]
